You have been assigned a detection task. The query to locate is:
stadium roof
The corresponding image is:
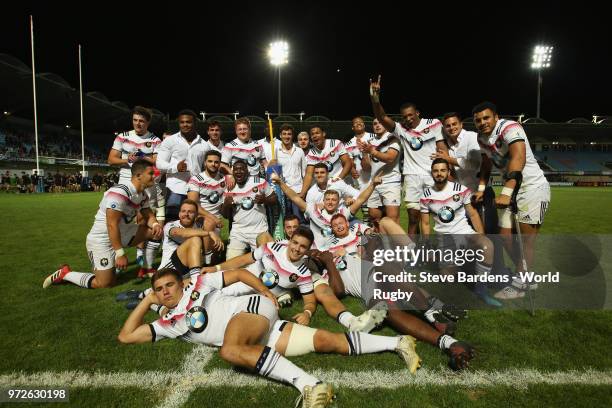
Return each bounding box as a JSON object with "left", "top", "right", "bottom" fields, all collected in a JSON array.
[{"left": 0, "top": 53, "right": 166, "bottom": 136}]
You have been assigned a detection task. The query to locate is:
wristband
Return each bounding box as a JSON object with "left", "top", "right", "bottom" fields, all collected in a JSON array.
[
  {"left": 478, "top": 184, "right": 486, "bottom": 192},
  {"left": 115, "top": 248, "right": 125, "bottom": 257},
  {"left": 215, "top": 264, "right": 222, "bottom": 272},
  {"left": 304, "top": 310, "right": 312, "bottom": 318},
  {"left": 501, "top": 187, "right": 514, "bottom": 197}
]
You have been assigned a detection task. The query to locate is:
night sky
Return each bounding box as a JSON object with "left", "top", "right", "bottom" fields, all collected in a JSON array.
[{"left": 2, "top": 2, "right": 611, "bottom": 122}]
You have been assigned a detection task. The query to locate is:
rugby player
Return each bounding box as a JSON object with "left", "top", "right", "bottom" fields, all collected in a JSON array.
[
  {"left": 221, "top": 117, "right": 267, "bottom": 185},
  {"left": 43, "top": 160, "right": 163, "bottom": 289},
  {"left": 222, "top": 160, "right": 276, "bottom": 259},
  {"left": 206, "top": 120, "right": 225, "bottom": 153},
  {"left": 472, "top": 102, "right": 550, "bottom": 299},
  {"left": 187, "top": 150, "right": 226, "bottom": 264},
  {"left": 369, "top": 75, "right": 449, "bottom": 236},
  {"left": 298, "top": 126, "right": 352, "bottom": 199},
  {"left": 305, "top": 163, "right": 360, "bottom": 205}
]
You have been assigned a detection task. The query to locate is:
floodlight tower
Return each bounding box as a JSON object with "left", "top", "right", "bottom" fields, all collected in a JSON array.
[
  {"left": 531, "top": 45, "right": 553, "bottom": 119},
  {"left": 268, "top": 41, "right": 289, "bottom": 115}
]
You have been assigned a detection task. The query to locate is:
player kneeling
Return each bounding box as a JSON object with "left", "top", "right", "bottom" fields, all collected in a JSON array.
[
  {"left": 43, "top": 160, "right": 163, "bottom": 289},
  {"left": 118, "top": 268, "right": 421, "bottom": 407}
]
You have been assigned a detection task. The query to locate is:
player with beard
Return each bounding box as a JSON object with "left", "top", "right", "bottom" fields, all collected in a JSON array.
[
  {"left": 420, "top": 159, "right": 498, "bottom": 305},
  {"left": 187, "top": 150, "right": 226, "bottom": 264}
]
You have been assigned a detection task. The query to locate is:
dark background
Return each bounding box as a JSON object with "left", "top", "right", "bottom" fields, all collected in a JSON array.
[{"left": 2, "top": 2, "right": 610, "bottom": 121}]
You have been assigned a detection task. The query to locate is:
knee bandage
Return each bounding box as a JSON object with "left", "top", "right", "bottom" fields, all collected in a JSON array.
[{"left": 285, "top": 324, "right": 317, "bottom": 357}]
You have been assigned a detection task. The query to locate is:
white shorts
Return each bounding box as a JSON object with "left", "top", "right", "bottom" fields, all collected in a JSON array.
[
  {"left": 367, "top": 182, "right": 402, "bottom": 208},
  {"left": 403, "top": 174, "right": 433, "bottom": 204},
  {"left": 498, "top": 184, "right": 551, "bottom": 228},
  {"left": 227, "top": 227, "right": 267, "bottom": 253},
  {"left": 86, "top": 223, "right": 139, "bottom": 271}
]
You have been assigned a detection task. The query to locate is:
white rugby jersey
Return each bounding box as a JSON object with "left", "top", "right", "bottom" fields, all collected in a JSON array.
[
  {"left": 306, "top": 177, "right": 360, "bottom": 204},
  {"left": 208, "top": 139, "right": 224, "bottom": 153},
  {"left": 321, "top": 222, "right": 371, "bottom": 257},
  {"left": 368, "top": 132, "right": 401, "bottom": 184},
  {"left": 111, "top": 130, "right": 161, "bottom": 180},
  {"left": 248, "top": 241, "right": 314, "bottom": 295},
  {"left": 150, "top": 272, "right": 226, "bottom": 346},
  {"left": 225, "top": 176, "right": 273, "bottom": 232},
  {"left": 306, "top": 139, "right": 348, "bottom": 178},
  {"left": 420, "top": 181, "right": 473, "bottom": 234},
  {"left": 87, "top": 180, "right": 149, "bottom": 242},
  {"left": 477, "top": 119, "right": 548, "bottom": 191},
  {"left": 187, "top": 171, "right": 226, "bottom": 217},
  {"left": 304, "top": 202, "right": 352, "bottom": 248},
  {"left": 221, "top": 138, "right": 265, "bottom": 176},
  {"left": 447, "top": 129, "right": 481, "bottom": 192},
  {"left": 345, "top": 132, "right": 374, "bottom": 185},
  {"left": 392, "top": 118, "right": 444, "bottom": 176},
  {"left": 160, "top": 220, "right": 187, "bottom": 266}
]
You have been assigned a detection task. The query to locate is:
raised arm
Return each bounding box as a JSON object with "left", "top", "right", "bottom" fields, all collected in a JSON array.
[{"left": 369, "top": 75, "right": 397, "bottom": 133}]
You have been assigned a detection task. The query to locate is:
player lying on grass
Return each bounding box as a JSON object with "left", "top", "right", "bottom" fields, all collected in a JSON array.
[
  {"left": 43, "top": 160, "right": 163, "bottom": 290},
  {"left": 200, "top": 226, "right": 387, "bottom": 333},
  {"left": 118, "top": 268, "right": 421, "bottom": 407},
  {"left": 312, "top": 213, "right": 475, "bottom": 370}
]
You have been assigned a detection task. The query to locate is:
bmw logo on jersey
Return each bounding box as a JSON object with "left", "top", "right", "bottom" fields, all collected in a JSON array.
[
  {"left": 241, "top": 197, "right": 255, "bottom": 210},
  {"left": 186, "top": 306, "right": 208, "bottom": 333},
  {"left": 260, "top": 270, "right": 279, "bottom": 289},
  {"left": 208, "top": 191, "right": 220, "bottom": 203},
  {"left": 438, "top": 206, "right": 455, "bottom": 223},
  {"left": 247, "top": 155, "right": 257, "bottom": 166},
  {"left": 408, "top": 137, "right": 423, "bottom": 151}
]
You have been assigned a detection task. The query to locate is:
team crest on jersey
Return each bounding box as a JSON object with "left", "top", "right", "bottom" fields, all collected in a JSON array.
[
  {"left": 330, "top": 151, "right": 335, "bottom": 157},
  {"left": 190, "top": 290, "right": 200, "bottom": 301},
  {"left": 101, "top": 258, "right": 108, "bottom": 267},
  {"left": 186, "top": 306, "right": 208, "bottom": 333},
  {"left": 409, "top": 137, "right": 423, "bottom": 151},
  {"left": 260, "top": 270, "right": 279, "bottom": 289},
  {"left": 208, "top": 192, "right": 220, "bottom": 203},
  {"left": 252, "top": 186, "right": 259, "bottom": 193},
  {"left": 438, "top": 206, "right": 455, "bottom": 223},
  {"left": 255, "top": 146, "right": 260, "bottom": 152},
  {"left": 453, "top": 194, "right": 461, "bottom": 202},
  {"left": 220, "top": 181, "right": 226, "bottom": 188},
  {"left": 423, "top": 128, "right": 430, "bottom": 134},
  {"left": 146, "top": 142, "right": 152, "bottom": 148},
  {"left": 247, "top": 155, "right": 257, "bottom": 166},
  {"left": 289, "top": 273, "right": 298, "bottom": 282},
  {"left": 241, "top": 197, "right": 255, "bottom": 210},
  {"left": 357, "top": 231, "right": 363, "bottom": 236}
]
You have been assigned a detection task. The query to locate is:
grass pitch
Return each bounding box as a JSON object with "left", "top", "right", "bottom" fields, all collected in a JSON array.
[{"left": 0, "top": 187, "right": 611, "bottom": 407}]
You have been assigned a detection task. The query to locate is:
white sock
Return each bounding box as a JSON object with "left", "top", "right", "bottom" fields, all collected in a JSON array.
[
  {"left": 475, "top": 262, "right": 492, "bottom": 275},
  {"left": 136, "top": 248, "right": 144, "bottom": 259},
  {"left": 437, "top": 334, "right": 458, "bottom": 350},
  {"left": 63, "top": 272, "right": 95, "bottom": 288},
  {"left": 204, "top": 251, "right": 213, "bottom": 265},
  {"left": 139, "top": 288, "right": 153, "bottom": 300},
  {"left": 144, "top": 240, "right": 161, "bottom": 268},
  {"left": 256, "top": 346, "right": 319, "bottom": 392},
  {"left": 345, "top": 332, "right": 399, "bottom": 355},
  {"left": 337, "top": 310, "right": 357, "bottom": 329},
  {"left": 423, "top": 308, "right": 436, "bottom": 323}
]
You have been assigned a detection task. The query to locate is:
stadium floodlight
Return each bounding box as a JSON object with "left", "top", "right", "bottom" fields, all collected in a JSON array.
[
  {"left": 268, "top": 41, "right": 289, "bottom": 115},
  {"left": 531, "top": 45, "right": 553, "bottom": 119}
]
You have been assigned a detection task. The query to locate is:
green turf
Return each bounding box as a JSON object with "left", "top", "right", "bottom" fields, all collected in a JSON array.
[{"left": 0, "top": 188, "right": 611, "bottom": 407}]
